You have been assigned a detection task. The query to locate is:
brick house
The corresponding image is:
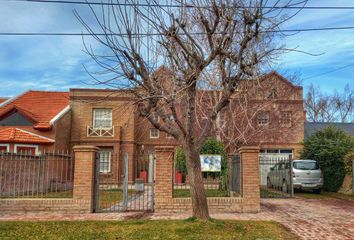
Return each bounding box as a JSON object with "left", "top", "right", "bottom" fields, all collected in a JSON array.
[
  {"left": 0, "top": 91, "right": 71, "bottom": 154},
  {"left": 69, "top": 71, "right": 304, "bottom": 182}
]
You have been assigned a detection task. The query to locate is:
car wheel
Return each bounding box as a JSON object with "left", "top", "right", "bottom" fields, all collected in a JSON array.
[
  {"left": 267, "top": 177, "right": 272, "bottom": 188},
  {"left": 282, "top": 180, "right": 288, "bottom": 193},
  {"left": 313, "top": 188, "right": 321, "bottom": 194}
]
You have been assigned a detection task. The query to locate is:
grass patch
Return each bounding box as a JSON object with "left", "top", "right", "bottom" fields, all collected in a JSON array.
[
  {"left": 0, "top": 220, "right": 298, "bottom": 240},
  {"left": 173, "top": 189, "right": 229, "bottom": 198},
  {"left": 1, "top": 189, "right": 135, "bottom": 209}
]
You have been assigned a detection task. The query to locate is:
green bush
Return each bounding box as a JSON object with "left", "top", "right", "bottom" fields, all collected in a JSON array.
[
  {"left": 301, "top": 126, "right": 354, "bottom": 192},
  {"left": 200, "top": 138, "right": 228, "bottom": 191},
  {"left": 343, "top": 151, "right": 354, "bottom": 175},
  {"left": 175, "top": 146, "right": 187, "bottom": 174},
  {"left": 174, "top": 138, "right": 229, "bottom": 190}
]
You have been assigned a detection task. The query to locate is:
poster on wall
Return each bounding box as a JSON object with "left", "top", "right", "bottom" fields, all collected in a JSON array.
[{"left": 200, "top": 155, "right": 221, "bottom": 172}]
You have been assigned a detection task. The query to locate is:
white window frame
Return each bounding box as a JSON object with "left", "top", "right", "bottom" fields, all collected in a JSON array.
[
  {"left": 14, "top": 144, "right": 39, "bottom": 155},
  {"left": 150, "top": 128, "right": 159, "bottom": 138},
  {"left": 93, "top": 108, "right": 112, "bottom": 129},
  {"left": 0, "top": 144, "right": 10, "bottom": 152},
  {"left": 99, "top": 150, "right": 112, "bottom": 173}
]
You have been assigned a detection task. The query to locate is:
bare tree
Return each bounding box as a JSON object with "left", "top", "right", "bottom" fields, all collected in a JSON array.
[
  {"left": 305, "top": 84, "right": 354, "bottom": 123},
  {"left": 332, "top": 84, "right": 354, "bottom": 123},
  {"left": 305, "top": 84, "right": 335, "bottom": 122},
  {"left": 76, "top": 0, "right": 306, "bottom": 219}
]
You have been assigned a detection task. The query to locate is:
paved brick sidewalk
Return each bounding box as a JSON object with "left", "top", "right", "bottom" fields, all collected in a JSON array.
[{"left": 0, "top": 197, "right": 353, "bottom": 240}]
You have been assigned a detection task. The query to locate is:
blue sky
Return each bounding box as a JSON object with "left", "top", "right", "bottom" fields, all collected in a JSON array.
[{"left": 0, "top": 0, "right": 353, "bottom": 97}]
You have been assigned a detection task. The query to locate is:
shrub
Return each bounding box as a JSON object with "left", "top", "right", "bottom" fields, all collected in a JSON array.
[
  {"left": 175, "top": 146, "right": 187, "bottom": 174},
  {"left": 343, "top": 151, "right": 354, "bottom": 175},
  {"left": 301, "top": 126, "right": 354, "bottom": 192},
  {"left": 174, "top": 138, "right": 229, "bottom": 190},
  {"left": 200, "top": 138, "right": 228, "bottom": 191}
]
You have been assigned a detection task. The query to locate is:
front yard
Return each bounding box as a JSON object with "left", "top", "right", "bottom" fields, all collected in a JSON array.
[{"left": 0, "top": 220, "right": 297, "bottom": 240}]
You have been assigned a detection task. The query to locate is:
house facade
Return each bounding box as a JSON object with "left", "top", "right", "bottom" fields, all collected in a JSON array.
[
  {"left": 69, "top": 71, "right": 304, "bottom": 182},
  {"left": 0, "top": 72, "right": 304, "bottom": 181},
  {"left": 0, "top": 91, "right": 71, "bottom": 154}
]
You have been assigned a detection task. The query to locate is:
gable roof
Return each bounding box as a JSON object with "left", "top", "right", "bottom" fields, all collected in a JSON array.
[
  {"left": 259, "top": 71, "right": 303, "bottom": 90},
  {"left": 304, "top": 122, "right": 354, "bottom": 139},
  {"left": 0, "top": 98, "right": 8, "bottom": 104},
  {"left": 0, "top": 127, "right": 55, "bottom": 144},
  {"left": 0, "top": 91, "right": 69, "bottom": 130}
]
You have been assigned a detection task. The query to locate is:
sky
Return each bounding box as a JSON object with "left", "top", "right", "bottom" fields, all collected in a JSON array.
[{"left": 0, "top": 0, "right": 353, "bottom": 97}]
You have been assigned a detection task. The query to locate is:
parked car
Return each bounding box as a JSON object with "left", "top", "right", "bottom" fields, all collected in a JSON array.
[{"left": 267, "top": 159, "right": 323, "bottom": 194}]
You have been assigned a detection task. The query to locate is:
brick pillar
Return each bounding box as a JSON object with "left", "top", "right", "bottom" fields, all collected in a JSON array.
[
  {"left": 239, "top": 146, "right": 260, "bottom": 212},
  {"left": 73, "top": 145, "right": 99, "bottom": 213},
  {"left": 154, "top": 146, "right": 174, "bottom": 211}
]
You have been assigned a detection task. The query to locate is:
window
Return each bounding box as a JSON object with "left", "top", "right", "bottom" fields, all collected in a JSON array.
[
  {"left": 15, "top": 144, "right": 38, "bottom": 155},
  {"left": 166, "top": 133, "right": 174, "bottom": 139},
  {"left": 280, "top": 149, "right": 293, "bottom": 154},
  {"left": 151, "top": 113, "right": 159, "bottom": 122},
  {"left": 150, "top": 128, "right": 159, "bottom": 138},
  {"left": 280, "top": 111, "right": 291, "bottom": 125},
  {"left": 0, "top": 144, "right": 9, "bottom": 152},
  {"left": 99, "top": 150, "right": 112, "bottom": 173},
  {"left": 93, "top": 109, "right": 112, "bottom": 129},
  {"left": 257, "top": 111, "right": 270, "bottom": 125}
]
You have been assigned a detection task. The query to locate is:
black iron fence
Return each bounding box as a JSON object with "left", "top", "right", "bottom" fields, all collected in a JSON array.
[
  {"left": 0, "top": 151, "right": 73, "bottom": 198},
  {"left": 172, "top": 154, "right": 242, "bottom": 198}
]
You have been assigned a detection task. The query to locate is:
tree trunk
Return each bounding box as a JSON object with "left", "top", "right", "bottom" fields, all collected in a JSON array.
[{"left": 184, "top": 144, "right": 210, "bottom": 219}]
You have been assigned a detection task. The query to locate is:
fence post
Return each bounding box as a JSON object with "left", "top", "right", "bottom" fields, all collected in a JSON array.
[
  {"left": 239, "top": 146, "right": 260, "bottom": 212},
  {"left": 154, "top": 146, "right": 174, "bottom": 212},
  {"left": 123, "top": 153, "right": 129, "bottom": 211},
  {"left": 289, "top": 154, "right": 294, "bottom": 197},
  {"left": 352, "top": 159, "right": 354, "bottom": 196},
  {"left": 73, "top": 145, "right": 99, "bottom": 213}
]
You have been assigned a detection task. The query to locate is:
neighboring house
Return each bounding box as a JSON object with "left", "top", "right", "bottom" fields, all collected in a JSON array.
[
  {"left": 69, "top": 71, "right": 305, "bottom": 181},
  {"left": 304, "top": 122, "right": 354, "bottom": 140},
  {"left": 0, "top": 98, "right": 8, "bottom": 104},
  {"left": 0, "top": 91, "right": 71, "bottom": 154}
]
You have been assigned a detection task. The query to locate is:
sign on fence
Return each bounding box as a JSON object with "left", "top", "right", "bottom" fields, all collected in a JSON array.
[{"left": 200, "top": 155, "right": 221, "bottom": 172}]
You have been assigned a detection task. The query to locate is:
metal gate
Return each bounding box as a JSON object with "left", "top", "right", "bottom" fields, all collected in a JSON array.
[
  {"left": 259, "top": 154, "right": 294, "bottom": 198},
  {"left": 93, "top": 151, "right": 155, "bottom": 212},
  {"left": 231, "top": 154, "right": 242, "bottom": 194}
]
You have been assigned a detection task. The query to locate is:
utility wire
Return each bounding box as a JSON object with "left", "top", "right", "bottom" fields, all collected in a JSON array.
[
  {"left": 304, "top": 62, "right": 354, "bottom": 80},
  {"left": 6, "top": 0, "right": 354, "bottom": 10},
  {"left": 1, "top": 26, "right": 354, "bottom": 36}
]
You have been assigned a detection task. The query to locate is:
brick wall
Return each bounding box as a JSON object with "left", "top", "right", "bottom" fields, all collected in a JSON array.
[
  {"left": 0, "top": 199, "right": 90, "bottom": 213},
  {"left": 154, "top": 146, "right": 260, "bottom": 213}
]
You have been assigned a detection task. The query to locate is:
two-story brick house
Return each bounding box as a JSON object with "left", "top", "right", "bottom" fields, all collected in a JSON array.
[{"left": 69, "top": 71, "right": 304, "bottom": 182}]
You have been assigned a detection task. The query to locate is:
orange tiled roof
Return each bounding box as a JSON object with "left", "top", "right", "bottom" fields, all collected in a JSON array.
[
  {"left": 0, "top": 98, "right": 7, "bottom": 104},
  {"left": 0, "top": 91, "right": 69, "bottom": 130},
  {"left": 0, "top": 127, "right": 54, "bottom": 144}
]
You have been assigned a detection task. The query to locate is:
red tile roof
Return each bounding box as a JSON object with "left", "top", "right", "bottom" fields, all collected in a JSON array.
[
  {"left": 0, "top": 127, "right": 54, "bottom": 144},
  {"left": 0, "top": 91, "right": 69, "bottom": 130},
  {"left": 0, "top": 98, "right": 8, "bottom": 104}
]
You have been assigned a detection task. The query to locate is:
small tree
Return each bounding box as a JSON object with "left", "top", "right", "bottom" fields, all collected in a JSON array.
[
  {"left": 200, "top": 138, "right": 228, "bottom": 190},
  {"left": 301, "top": 127, "right": 354, "bottom": 192}
]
